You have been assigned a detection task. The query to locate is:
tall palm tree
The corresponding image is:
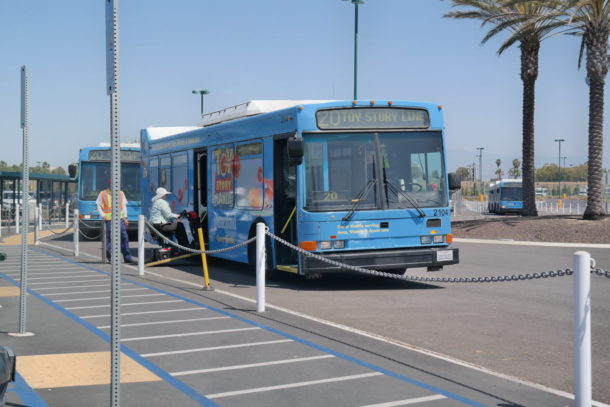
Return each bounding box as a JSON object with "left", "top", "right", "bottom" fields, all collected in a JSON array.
[
  {"left": 445, "top": 0, "right": 564, "bottom": 216},
  {"left": 568, "top": 0, "right": 609, "bottom": 219}
]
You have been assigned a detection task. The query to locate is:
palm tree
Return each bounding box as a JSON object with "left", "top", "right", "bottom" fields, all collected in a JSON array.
[
  {"left": 569, "top": 0, "right": 609, "bottom": 219},
  {"left": 445, "top": 0, "right": 564, "bottom": 216}
]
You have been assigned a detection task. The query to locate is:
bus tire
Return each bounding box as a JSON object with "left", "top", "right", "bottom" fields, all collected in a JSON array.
[{"left": 247, "top": 230, "right": 275, "bottom": 280}]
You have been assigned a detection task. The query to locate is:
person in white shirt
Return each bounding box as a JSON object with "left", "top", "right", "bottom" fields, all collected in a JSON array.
[{"left": 149, "top": 187, "right": 189, "bottom": 249}]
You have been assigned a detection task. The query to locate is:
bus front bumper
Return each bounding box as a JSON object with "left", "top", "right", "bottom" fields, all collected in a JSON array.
[{"left": 300, "top": 247, "right": 459, "bottom": 273}]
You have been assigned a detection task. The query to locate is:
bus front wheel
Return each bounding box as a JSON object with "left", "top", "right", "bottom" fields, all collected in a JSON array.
[{"left": 247, "top": 233, "right": 275, "bottom": 280}]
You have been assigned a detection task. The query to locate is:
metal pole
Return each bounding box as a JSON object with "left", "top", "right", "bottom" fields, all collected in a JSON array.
[
  {"left": 34, "top": 206, "right": 39, "bottom": 245},
  {"left": 200, "top": 93, "right": 204, "bottom": 116},
  {"left": 137, "top": 215, "right": 144, "bottom": 276},
  {"left": 106, "top": 1, "right": 122, "bottom": 404},
  {"left": 65, "top": 202, "right": 69, "bottom": 229},
  {"left": 73, "top": 209, "right": 79, "bottom": 257},
  {"left": 573, "top": 251, "right": 592, "bottom": 407},
  {"left": 197, "top": 227, "right": 212, "bottom": 290},
  {"left": 38, "top": 203, "right": 42, "bottom": 231},
  {"left": 256, "top": 222, "right": 266, "bottom": 312},
  {"left": 353, "top": 1, "right": 359, "bottom": 100},
  {"left": 18, "top": 65, "right": 30, "bottom": 335},
  {"left": 15, "top": 205, "right": 19, "bottom": 234}
]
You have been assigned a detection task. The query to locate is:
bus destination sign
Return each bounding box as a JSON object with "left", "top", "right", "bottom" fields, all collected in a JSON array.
[
  {"left": 88, "top": 150, "right": 141, "bottom": 162},
  {"left": 316, "top": 108, "right": 430, "bottom": 130}
]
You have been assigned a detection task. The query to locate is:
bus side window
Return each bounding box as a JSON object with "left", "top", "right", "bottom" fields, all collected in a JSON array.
[{"left": 149, "top": 157, "right": 158, "bottom": 193}]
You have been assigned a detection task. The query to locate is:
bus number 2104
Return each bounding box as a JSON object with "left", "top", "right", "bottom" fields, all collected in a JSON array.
[{"left": 433, "top": 208, "right": 449, "bottom": 217}]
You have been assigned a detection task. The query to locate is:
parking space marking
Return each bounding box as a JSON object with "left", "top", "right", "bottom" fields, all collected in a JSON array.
[
  {"left": 55, "top": 293, "right": 165, "bottom": 303},
  {"left": 171, "top": 354, "right": 335, "bottom": 376},
  {"left": 12, "top": 273, "right": 101, "bottom": 280},
  {"left": 44, "top": 288, "right": 148, "bottom": 296},
  {"left": 142, "top": 339, "right": 293, "bottom": 357},
  {"left": 28, "top": 278, "right": 110, "bottom": 286},
  {"left": 0, "top": 286, "right": 24, "bottom": 297},
  {"left": 16, "top": 352, "right": 162, "bottom": 388},
  {"left": 97, "top": 316, "right": 230, "bottom": 329},
  {"left": 206, "top": 372, "right": 383, "bottom": 399},
  {"left": 121, "top": 327, "right": 260, "bottom": 342},
  {"left": 65, "top": 299, "right": 182, "bottom": 310},
  {"left": 360, "top": 395, "right": 448, "bottom": 407},
  {"left": 80, "top": 307, "right": 208, "bottom": 319}
]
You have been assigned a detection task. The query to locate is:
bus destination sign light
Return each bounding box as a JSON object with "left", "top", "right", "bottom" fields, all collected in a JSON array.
[{"left": 316, "top": 108, "right": 430, "bottom": 130}]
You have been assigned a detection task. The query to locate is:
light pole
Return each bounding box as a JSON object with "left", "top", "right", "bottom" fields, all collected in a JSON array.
[
  {"left": 555, "top": 138, "right": 565, "bottom": 197},
  {"left": 476, "top": 147, "right": 484, "bottom": 183},
  {"left": 192, "top": 89, "right": 210, "bottom": 116},
  {"left": 341, "top": 0, "right": 364, "bottom": 100}
]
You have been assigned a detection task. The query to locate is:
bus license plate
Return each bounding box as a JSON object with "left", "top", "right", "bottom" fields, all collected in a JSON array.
[{"left": 436, "top": 250, "right": 453, "bottom": 262}]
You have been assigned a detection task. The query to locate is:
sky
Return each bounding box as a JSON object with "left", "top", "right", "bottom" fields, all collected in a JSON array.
[{"left": 0, "top": 0, "right": 606, "bottom": 180}]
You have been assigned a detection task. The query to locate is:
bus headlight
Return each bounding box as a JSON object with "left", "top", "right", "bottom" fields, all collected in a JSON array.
[
  {"left": 333, "top": 240, "right": 345, "bottom": 249},
  {"left": 320, "top": 241, "right": 332, "bottom": 250},
  {"left": 420, "top": 236, "right": 432, "bottom": 244},
  {"left": 433, "top": 235, "right": 444, "bottom": 243}
]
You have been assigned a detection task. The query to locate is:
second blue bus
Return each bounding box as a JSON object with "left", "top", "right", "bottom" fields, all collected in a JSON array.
[{"left": 488, "top": 179, "right": 523, "bottom": 214}]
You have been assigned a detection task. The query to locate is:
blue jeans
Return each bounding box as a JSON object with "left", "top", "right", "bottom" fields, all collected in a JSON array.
[{"left": 104, "top": 220, "right": 132, "bottom": 261}]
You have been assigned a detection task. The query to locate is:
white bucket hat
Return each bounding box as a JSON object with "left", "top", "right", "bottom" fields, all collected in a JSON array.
[{"left": 152, "top": 187, "right": 171, "bottom": 202}]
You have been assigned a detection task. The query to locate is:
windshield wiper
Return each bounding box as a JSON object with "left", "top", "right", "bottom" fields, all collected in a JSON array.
[
  {"left": 342, "top": 178, "right": 377, "bottom": 221},
  {"left": 384, "top": 179, "right": 425, "bottom": 218}
]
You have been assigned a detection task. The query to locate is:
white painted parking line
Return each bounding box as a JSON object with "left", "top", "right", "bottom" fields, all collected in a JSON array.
[
  {"left": 81, "top": 307, "right": 207, "bottom": 319},
  {"left": 206, "top": 372, "right": 383, "bottom": 399},
  {"left": 44, "top": 288, "right": 148, "bottom": 296},
  {"left": 28, "top": 278, "right": 109, "bottom": 286},
  {"left": 66, "top": 300, "right": 182, "bottom": 310},
  {"left": 121, "top": 327, "right": 260, "bottom": 342},
  {"left": 54, "top": 294, "right": 165, "bottom": 303},
  {"left": 360, "top": 395, "right": 448, "bottom": 407},
  {"left": 3, "top": 268, "right": 86, "bottom": 275},
  {"left": 13, "top": 273, "right": 99, "bottom": 281},
  {"left": 171, "top": 355, "right": 334, "bottom": 376},
  {"left": 142, "top": 339, "right": 293, "bottom": 357},
  {"left": 36, "top": 283, "right": 132, "bottom": 291},
  {"left": 97, "top": 316, "right": 230, "bottom": 329}
]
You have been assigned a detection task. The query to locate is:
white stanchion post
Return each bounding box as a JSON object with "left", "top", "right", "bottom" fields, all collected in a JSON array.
[
  {"left": 38, "top": 203, "right": 42, "bottom": 231},
  {"left": 256, "top": 222, "right": 266, "bottom": 312},
  {"left": 34, "top": 206, "right": 39, "bottom": 245},
  {"left": 0, "top": 207, "right": 2, "bottom": 239},
  {"left": 65, "top": 202, "right": 69, "bottom": 229},
  {"left": 15, "top": 207, "right": 19, "bottom": 234},
  {"left": 138, "top": 215, "right": 145, "bottom": 276},
  {"left": 573, "top": 251, "right": 592, "bottom": 407},
  {"left": 73, "top": 209, "right": 79, "bottom": 257}
]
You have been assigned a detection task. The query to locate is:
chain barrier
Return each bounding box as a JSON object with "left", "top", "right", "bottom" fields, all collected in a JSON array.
[
  {"left": 79, "top": 229, "right": 101, "bottom": 240},
  {"left": 42, "top": 220, "right": 74, "bottom": 235},
  {"left": 265, "top": 230, "right": 610, "bottom": 282},
  {"left": 144, "top": 219, "right": 256, "bottom": 255}
]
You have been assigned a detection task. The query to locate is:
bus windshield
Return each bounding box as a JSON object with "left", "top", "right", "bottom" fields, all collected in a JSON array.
[
  {"left": 501, "top": 187, "right": 522, "bottom": 201},
  {"left": 79, "top": 162, "right": 141, "bottom": 202},
  {"left": 303, "top": 131, "right": 447, "bottom": 212}
]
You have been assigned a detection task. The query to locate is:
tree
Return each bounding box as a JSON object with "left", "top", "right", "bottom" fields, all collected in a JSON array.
[
  {"left": 570, "top": 0, "right": 609, "bottom": 218},
  {"left": 508, "top": 158, "right": 521, "bottom": 178},
  {"left": 495, "top": 158, "right": 503, "bottom": 179},
  {"left": 445, "top": 1, "right": 564, "bottom": 216},
  {"left": 456, "top": 166, "right": 471, "bottom": 180}
]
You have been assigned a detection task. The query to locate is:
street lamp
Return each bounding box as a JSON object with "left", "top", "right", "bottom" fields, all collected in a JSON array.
[
  {"left": 341, "top": 0, "right": 364, "bottom": 100},
  {"left": 476, "top": 147, "right": 484, "bottom": 182},
  {"left": 192, "top": 89, "right": 210, "bottom": 116},
  {"left": 555, "top": 139, "right": 565, "bottom": 197}
]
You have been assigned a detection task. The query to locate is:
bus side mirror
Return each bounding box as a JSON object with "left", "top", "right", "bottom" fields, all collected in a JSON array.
[
  {"left": 68, "top": 164, "right": 77, "bottom": 178},
  {"left": 448, "top": 173, "right": 461, "bottom": 190},
  {"left": 287, "top": 137, "right": 304, "bottom": 165}
]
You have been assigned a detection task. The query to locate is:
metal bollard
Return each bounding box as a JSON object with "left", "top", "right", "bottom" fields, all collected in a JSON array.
[
  {"left": 34, "top": 206, "right": 39, "bottom": 245},
  {"left": 73, "top": 209, "right": 79, "bottom": 257},
  {"left": 15, "top": 207, "right": 19, "bottom": 234},
  {"left": 137, "top": 215, "right": 145, "bottom": 276},
  {"left": 38, "top": 203, "right": 42, "bottom": 231},
  {"left": 573, "top": 251, "right": 592, "bottom": 407},
  {"left": 65, "top": 202, "right": 69, "bottom": 229},
  {"left": 256, "top": 222, "right": 266, "bottom": 312}
]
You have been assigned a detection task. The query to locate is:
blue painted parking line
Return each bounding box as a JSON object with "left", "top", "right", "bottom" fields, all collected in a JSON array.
[
  {"left": 6, "top": 372, "right": 49, "bottom": 407},
  {"left": 6, "top": 247, "right": 488, "bottom": 406}
]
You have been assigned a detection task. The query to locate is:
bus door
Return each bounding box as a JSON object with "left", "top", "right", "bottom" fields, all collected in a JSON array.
[
  {"left": 273, "top": 137, "right": 298, "bottom": 268},
  {"left": 195, "top": 149, "right": 209, "bottom": 244}
]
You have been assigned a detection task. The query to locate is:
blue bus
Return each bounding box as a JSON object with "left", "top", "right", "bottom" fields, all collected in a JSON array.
[
  {"left": 141, "top": 100, "right": 461, "bottom": 277},
  {"left": 488, "top": 179, "right": 523, "bottom": 214},
  {"left": 69, "top": 143, "right": 142, "bottom": 235}
]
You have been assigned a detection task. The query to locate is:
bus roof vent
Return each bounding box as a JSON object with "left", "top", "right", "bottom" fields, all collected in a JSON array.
[
  {"left": 98, "top": 142, "right": 141, "bottom": 148},
  {"left": 145, "top": 127, "right": 200, "bottom": 140},
  {"left": 200, "top": 100, "right": 334, "bottom": 127}
]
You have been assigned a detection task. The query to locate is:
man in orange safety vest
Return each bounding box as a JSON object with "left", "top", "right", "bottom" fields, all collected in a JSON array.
[{"left": 96, "top": 179, "right": 134, "bottom": 263}]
